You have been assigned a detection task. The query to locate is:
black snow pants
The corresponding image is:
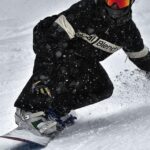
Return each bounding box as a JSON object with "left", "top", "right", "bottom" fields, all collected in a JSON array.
[{"left": 14, "top": 53, "right": 114, "bottom": 115}]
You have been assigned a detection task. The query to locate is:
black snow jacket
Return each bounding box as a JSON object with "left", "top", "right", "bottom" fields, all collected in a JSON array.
[
  {"left": 14, "top": 0, "right": 150, "bottom": 113},
  {"left": 33, "top": 0, "right": 150, "bottom": 76}
]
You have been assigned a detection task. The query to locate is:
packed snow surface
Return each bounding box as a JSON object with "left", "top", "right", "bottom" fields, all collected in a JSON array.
[{"left": 0, "top": 0, "right": 150, "bottom": 150}]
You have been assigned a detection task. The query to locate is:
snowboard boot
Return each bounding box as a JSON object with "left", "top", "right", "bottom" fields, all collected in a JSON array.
[{"left": 15, "top": 108, "right": 77, "bottom": 136}]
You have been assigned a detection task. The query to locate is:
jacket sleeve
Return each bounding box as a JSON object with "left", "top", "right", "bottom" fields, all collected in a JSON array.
[
  {"left": 32, "top": 0, "right": 93, "bottom": 76},
  {"left": 33, "top": 15, "right": 74, "bottom": 55},
  {"left": 33, "top": 0, "right": 93, "bottom": 55},
  {"left": 123, "top": 21, "right": 150, "bottom": 72}
]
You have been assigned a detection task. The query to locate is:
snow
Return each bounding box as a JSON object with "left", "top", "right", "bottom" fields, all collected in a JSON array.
[{"left": 0, "top": 0, "right": 150, "bottom": 149}]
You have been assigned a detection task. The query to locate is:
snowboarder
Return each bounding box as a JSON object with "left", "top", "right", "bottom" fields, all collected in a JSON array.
[{"left": 14, "top": 0, "right": 150, "bottom": 136}]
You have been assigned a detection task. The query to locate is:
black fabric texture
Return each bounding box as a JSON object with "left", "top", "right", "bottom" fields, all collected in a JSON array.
[{"left": 14, "top": 0, "right": 150, "bottom": 115}]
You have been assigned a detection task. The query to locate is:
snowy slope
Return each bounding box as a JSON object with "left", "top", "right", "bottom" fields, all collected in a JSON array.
[{"left": 0, "top": 0, "right": 150, "bottom": 150}]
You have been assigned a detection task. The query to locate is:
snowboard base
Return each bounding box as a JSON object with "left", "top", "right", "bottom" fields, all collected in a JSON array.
[{"left": 0, "top": 127, "right": 54, "bottom": 149}]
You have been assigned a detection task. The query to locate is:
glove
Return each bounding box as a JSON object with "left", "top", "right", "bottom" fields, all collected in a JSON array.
[{"left": 32, "top": 76, "right": 52, "bottom": 97}]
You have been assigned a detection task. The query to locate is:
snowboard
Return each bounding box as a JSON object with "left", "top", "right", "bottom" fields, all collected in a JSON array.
[
  {"left": 0, "top": 111, "right": 77, "bottom": 149},
  {"left": 0, "top": 127, "right": 56, "bottom": 150}
]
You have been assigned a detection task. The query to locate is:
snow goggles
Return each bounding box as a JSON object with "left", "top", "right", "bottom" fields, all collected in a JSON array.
[{"left": 105, "top": 0, "right": 131, "bottom": 9}]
